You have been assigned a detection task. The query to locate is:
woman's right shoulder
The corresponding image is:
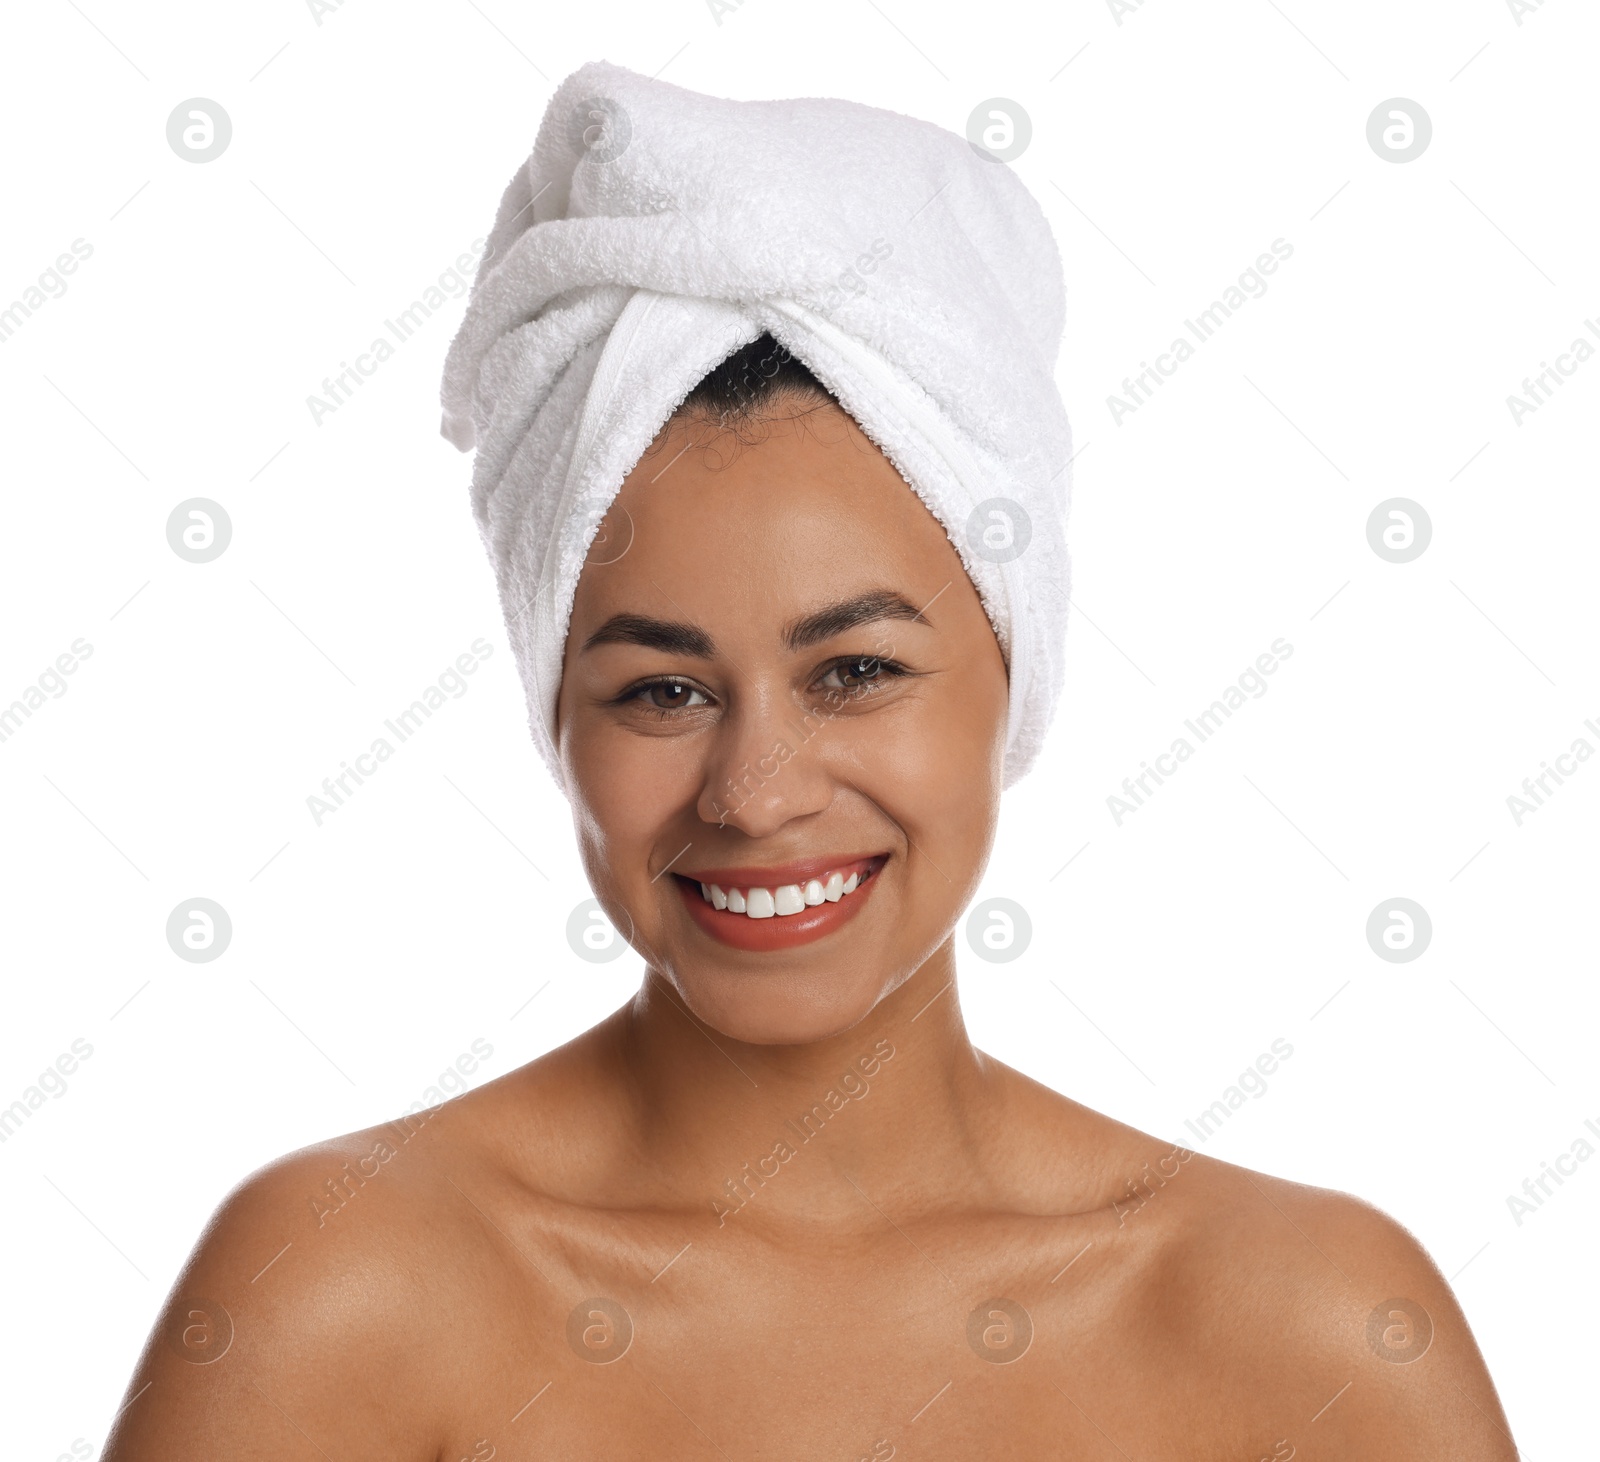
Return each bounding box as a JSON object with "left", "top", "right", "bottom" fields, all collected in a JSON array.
[
  {"left": 101, "top": 1094, "right": 533, "bottom": 1461},
  {"left": 200, "top": 1109, "right": 458, "bottom": 1258},
  {"left": 193, "top": 1038, "right": 597, "bottom": 1252}
]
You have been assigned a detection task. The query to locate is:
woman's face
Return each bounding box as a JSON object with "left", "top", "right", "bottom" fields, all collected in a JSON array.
[{"left": 555, "top": 403, "right": 1010, "bottom": 1045}]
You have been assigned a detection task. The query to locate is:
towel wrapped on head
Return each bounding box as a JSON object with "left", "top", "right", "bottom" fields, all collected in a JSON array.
[{"left": 439, "top": 59, "right": 1074, "bottom": 791}]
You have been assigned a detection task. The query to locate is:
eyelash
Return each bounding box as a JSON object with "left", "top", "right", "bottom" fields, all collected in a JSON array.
[{"left": 615, "top": 656, "right": 914, "bottom": 720}]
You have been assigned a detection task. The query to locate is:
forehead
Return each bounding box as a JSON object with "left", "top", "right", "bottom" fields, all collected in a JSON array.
[{"left": 571, "top": 406, "right": 967, "bottom": 627}]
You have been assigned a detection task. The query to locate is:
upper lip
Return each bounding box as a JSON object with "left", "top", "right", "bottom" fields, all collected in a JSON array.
[{"left": 675, "top": 853, "right": 886, "bottom": 888}]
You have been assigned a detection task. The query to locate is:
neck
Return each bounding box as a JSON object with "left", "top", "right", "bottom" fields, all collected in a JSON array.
[{"left": 608, "top": 941, "right": 1006, "bottom": 1226}]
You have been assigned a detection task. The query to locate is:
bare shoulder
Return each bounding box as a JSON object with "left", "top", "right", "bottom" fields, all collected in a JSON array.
[
  {"left": 100, "top": 1022, "right": 631, "bottom": 1462},
  {"left": 102, "top": 1096, "right": 521, "bottom": 1462},
  {"left": 1157, "top": 1152, "right": 1520, "bottom": 1459}
]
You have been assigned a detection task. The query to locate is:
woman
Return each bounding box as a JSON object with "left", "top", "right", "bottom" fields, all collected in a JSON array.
[{"left": 106, "top": 64, "right": 1516, "bottom": 1460}]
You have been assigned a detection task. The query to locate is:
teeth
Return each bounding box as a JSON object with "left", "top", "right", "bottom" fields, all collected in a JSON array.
[{"left": 698, "top": 866, "right": 872, "bottom": 920}]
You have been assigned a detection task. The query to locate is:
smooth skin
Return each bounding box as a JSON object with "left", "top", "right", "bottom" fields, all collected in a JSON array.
[{"left": 105, "top": 404, "right": 1518, "bottom": 1461}]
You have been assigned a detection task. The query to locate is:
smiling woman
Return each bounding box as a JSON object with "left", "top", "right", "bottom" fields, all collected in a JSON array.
[
  {"left": 554, "top": 354, "right": 1009, "bottom": 1038},
  {"left": 104, "top": 60, "right": 1517, "bottom": 1462}
]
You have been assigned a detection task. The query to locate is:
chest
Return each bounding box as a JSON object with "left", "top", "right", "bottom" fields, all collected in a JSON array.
[{"left": 427, "top": 1216, "right": 1286, "bottom": 1461}]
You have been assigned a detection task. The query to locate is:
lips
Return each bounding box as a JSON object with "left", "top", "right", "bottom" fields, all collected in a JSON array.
[
  {"left": 689, "top": 855, "right": 878, "bottom": 919},
  {"left": 673, "top": 854, "right": 887, "bottom": 952}
]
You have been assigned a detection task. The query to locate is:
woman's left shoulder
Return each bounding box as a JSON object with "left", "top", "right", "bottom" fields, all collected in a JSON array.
[
  {"left": 1163, "top": 1153, "right": 1519, "bottom": 1458},
  {"left": 1171, "top": 1150, "right": 1437, "bottom": 1276}
]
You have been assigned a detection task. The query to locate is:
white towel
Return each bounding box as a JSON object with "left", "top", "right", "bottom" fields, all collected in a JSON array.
[{"left": 439, "top": 60, "right": 1074, "bottom": 791}]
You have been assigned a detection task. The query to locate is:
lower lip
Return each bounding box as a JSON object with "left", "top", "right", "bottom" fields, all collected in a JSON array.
[{"left": 674, "top": 864, "right": 883, "bottom": 952}]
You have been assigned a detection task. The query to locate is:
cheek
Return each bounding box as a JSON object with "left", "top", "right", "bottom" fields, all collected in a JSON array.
[
  {"left": 856, "top": 691, "right": 1003, "bottom": 841},
  {"left": 566, "top": 722, "right": 694, "bottom": 870},
  {"left": 911, "top": 650, "right": 1007, "bottom": 768}
]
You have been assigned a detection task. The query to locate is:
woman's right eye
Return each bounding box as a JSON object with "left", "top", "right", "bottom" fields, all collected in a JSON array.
[{"left": 631, "top": 679, "right": 710, "bottom": 712}]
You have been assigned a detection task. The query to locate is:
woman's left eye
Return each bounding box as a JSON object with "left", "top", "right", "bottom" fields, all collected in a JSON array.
[{"left": 816, "top": 656, "right": 904, "bottom": 693}]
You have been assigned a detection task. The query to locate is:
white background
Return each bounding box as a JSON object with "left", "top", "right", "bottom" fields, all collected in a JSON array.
[{"left": 2, "top": 0, "right": 1595, "bottom": 1455}]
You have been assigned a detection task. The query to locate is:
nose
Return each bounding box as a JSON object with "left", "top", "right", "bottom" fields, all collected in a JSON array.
[{"left": 695, "top": 691, "right": 835, "bottom": 837}]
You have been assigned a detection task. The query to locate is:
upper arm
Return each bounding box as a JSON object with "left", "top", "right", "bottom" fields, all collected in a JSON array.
[{"left": 102, "top": 1142, "right": 445, "bottom": 1462}]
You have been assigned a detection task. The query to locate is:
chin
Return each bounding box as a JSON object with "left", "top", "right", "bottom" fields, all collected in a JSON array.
[{"left": 663, "top": 964, "right": 890, "bottom": 1047}]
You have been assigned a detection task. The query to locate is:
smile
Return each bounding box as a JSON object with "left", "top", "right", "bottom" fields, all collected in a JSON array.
[
  {"left": 699, "top": 864, "right": 869, "bottom": 918},
  {"left": 672, "top": 854, "right": 886, "bottom": 952}
]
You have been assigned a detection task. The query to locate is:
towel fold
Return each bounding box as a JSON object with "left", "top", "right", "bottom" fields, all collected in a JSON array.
[{"left": 440, "top": 59, "right": 1074, "bottom": 791}]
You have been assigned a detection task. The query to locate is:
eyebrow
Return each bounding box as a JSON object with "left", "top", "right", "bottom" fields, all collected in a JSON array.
[{"left": 579, "top": 589, "right": 932, "bottom": 658}]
